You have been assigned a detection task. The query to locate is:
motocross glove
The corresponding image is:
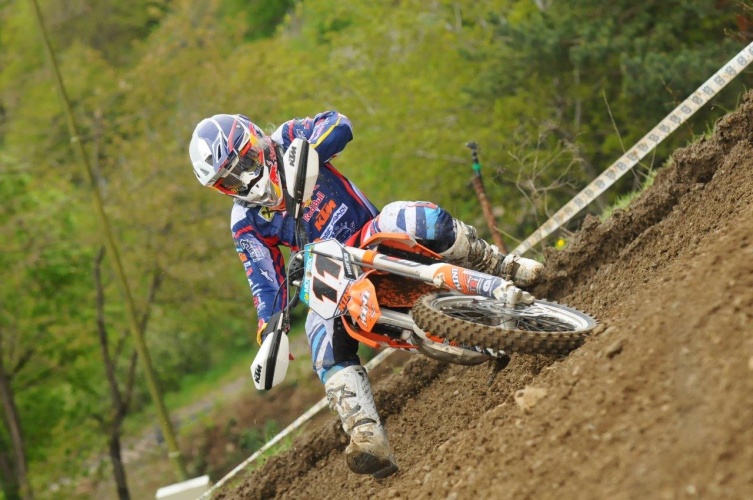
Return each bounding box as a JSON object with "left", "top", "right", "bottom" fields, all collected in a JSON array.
[{"left": 256, "top": 312, "right": 294, "bottom": 359}]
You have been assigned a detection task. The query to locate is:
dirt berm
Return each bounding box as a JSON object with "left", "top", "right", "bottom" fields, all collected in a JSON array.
[{"left": 215, "top": 91, "right": 753, "bottom": 499}]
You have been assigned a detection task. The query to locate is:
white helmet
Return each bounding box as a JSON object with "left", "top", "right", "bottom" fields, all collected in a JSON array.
[{"left": 189, "top": 114, "right": 284, "bottom": 209}]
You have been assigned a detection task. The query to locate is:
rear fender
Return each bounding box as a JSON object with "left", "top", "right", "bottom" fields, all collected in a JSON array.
[{"left": 360, "top": 232, "right": 443, "bottom": 260}]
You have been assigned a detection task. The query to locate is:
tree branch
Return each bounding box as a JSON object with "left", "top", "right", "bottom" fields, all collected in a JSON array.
[{"left": 94, "top": 246, "right": 124, "bottom": 411}]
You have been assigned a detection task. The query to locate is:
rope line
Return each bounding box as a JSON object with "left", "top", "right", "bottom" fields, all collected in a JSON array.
[{"left": 513, "top": 42, "right": 753, "bottom": 255}]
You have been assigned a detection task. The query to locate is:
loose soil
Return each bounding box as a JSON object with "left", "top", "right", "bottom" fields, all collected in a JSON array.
[{"left": 172, "top": 91, "right": 753, "bottom": 499}]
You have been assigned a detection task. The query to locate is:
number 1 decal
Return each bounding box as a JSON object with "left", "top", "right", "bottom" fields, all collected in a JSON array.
[
  {"left": 315, "top": 255, "right": 341, "bottom": 280},
  {"left": 312, "top": 277, "right": 338, "bottom": 303}
]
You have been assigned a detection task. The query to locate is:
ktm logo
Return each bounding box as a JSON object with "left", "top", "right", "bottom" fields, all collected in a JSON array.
[
  {"left": 315, "top": 200, "right": 337, "bottom": 231},
  {"left": 359, "top": 290, "right": 371, "bottom": 324},
  {"left": 253, "top": 364, "right": 262, "bottom": 384},
  {"left": 287, "top": 145, "right": 297, "bottom": 168}
]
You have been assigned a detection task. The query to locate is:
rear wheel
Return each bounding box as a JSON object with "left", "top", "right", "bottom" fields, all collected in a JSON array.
[{"left": 411, "top": 292, "right": 597, "bottom": 355}]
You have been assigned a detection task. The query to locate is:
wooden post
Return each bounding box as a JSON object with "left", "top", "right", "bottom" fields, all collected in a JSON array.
[{"left": 465, "top": 142, "right": 509, "bottom": 254}]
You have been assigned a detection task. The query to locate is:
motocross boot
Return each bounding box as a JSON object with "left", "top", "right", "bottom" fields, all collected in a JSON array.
[
  {"left": 324, "top": 365, "right": 399, "bottom": 478},
  {"left": 440, "top": 220, "right": 543, "bottom": 288}
]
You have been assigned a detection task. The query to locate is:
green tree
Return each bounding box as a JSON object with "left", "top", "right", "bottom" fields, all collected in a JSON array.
[
  {"left": 467, "top": 0, "right": 751, "bottom": 237},
  {"left": 0, "top": 163, "right": 96, "bottom": 499}
]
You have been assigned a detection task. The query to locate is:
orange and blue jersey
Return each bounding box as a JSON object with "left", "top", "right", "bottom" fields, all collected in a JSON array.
[{"left": 231, "top": 111, "right": 379, "bottom": 329}]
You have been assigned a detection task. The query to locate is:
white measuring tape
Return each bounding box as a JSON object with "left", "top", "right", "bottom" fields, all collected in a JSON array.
[
  {"left": 197, "top": 348, "right": 395, "bottom": 499},
  {"left": 512, "top": 42, "right": 753, "bottom": 255}
]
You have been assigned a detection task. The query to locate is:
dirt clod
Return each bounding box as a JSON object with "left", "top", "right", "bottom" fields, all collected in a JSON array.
[
  {"left": 513, "top": 386, "right": 548, "bottom": 411},
  {"left": 604, "top": 339, "right": 624, "bottom": 359}
]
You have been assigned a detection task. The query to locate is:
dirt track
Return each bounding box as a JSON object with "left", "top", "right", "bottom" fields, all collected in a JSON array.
[{"left": 215, "top": 91, "right": 753, "bottom": 499}]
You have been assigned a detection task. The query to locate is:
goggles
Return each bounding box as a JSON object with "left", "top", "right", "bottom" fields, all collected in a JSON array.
[{"left": 209, "top": 142, "right": 265, "bottom": 195}]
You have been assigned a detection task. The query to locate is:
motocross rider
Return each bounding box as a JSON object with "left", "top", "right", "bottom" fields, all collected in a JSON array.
[{"left": 188, "top": 111, "right": 542, "bottom": 478}]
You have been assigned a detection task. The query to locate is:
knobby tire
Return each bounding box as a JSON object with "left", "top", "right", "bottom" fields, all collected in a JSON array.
[{"left": 411, "top": 292, "right": 597, "bottom": 356}]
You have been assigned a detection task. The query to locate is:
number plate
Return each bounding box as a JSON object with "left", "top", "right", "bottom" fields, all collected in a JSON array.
[{"left": 300, "top": 239, "right": 357, "bottom": 319}]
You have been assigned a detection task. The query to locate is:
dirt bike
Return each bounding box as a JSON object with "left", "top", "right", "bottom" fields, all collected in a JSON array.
[{"left": 251, "top": 139, "right": 598, "bottom": 390}]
